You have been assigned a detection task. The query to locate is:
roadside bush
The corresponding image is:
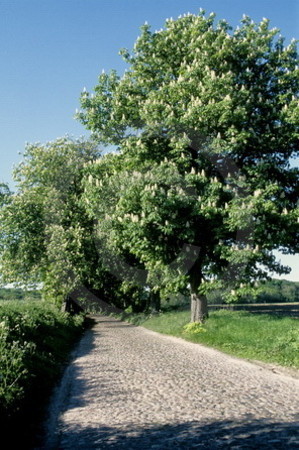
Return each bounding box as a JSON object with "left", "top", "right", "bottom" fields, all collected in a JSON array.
[{"left": 0, "top": 300, "right": 85, "bottom": 446}]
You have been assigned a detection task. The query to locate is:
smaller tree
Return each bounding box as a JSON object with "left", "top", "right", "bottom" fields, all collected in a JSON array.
[
  {"left": 1, "top": 139, "right": 93, "bottom": 304},
  {"left": 0, "top": 137, "right": 143, "bottom": 313}
]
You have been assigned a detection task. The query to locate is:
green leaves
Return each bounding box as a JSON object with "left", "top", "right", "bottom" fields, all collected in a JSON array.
[
  {"left": 2, "top": 11, "right": 298, "bottom": 315},
  {"left": 0, "top": 137, "right": 106, "bottom": 305}
]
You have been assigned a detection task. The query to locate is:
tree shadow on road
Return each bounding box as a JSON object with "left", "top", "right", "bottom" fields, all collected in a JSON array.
[{"left": 44, "top": 418, "right": 299, "bottom": 449}]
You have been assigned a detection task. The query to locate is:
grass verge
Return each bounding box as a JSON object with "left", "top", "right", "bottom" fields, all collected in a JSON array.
[
  {"left": 0, "top": 300, "right": 86, "bottom": 448},
  {"left": 119, "top": 309, "right": 299, "bottom": 369}
]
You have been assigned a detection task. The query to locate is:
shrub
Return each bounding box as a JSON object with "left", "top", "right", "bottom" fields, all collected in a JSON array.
[
  {"left": 182, "top": 322, "right": 207, "bottom": 335},
  {"left": 0, "top": 300, "right": 85, "bottom": 446}
]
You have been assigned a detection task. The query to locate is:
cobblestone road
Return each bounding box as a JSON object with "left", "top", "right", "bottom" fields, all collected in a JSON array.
[{"left": 43, "top": 316, "right": 299, "bottom": 449}]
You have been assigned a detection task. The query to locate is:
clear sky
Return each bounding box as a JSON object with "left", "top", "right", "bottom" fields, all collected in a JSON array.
[{"left": 0, "top": 0, "right": 298, "bottom": 280}]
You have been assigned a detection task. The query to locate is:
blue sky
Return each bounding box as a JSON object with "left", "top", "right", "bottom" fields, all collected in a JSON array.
[{"left": 0, "top": 0, "right": 298, "bottom": 280}]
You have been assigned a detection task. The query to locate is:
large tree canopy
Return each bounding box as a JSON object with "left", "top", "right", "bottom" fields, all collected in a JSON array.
[{"left": 78, "top": 11, "right": 299, "bottom": 322}]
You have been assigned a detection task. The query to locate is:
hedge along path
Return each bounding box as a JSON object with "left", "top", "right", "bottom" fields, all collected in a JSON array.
[{"left": 44, "top": 316, "right": 299, "bottom": 449}]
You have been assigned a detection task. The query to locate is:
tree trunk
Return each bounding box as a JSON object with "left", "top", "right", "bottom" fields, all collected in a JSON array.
[
  {"left": 61, "top": 294, "right": 84, "bottom": 315},
  {"left": 189, "top": 260, "right": 208, "bottom": 323},
  {"left": 190, "top": 290, "right": 208, "bottom": 323}
]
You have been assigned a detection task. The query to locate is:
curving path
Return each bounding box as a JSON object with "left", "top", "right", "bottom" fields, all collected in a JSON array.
[{"left": 43, "top": 316, "right": 299, "bottom": 449}]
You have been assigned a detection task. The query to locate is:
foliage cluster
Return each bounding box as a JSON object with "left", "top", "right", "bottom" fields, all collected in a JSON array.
[
  {"left": 207, "top": 278, "right": 299, "bottom": 304},
  {"left": 0, "top": 300, "right": 84, "bottom": 445},
  {"left": 254, "top": 279, "right": 299, "bottom": 303}
]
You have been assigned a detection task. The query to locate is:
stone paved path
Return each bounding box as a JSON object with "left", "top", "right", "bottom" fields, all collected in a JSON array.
[{"left": 43, "top": 316, "right": 299, "bottom": 449}]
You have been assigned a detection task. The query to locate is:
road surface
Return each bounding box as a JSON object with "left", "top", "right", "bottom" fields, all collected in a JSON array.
[{"left": 43, "top": 316, "right": 299, "bottom": 449}]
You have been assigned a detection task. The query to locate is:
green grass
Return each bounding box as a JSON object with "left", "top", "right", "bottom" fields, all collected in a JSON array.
[
  {"left": 122, "top": 309, "right": 299, "bottom": 369},
  {"left": 0, "top": 300, "right": 86, "bottom": 447}
]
